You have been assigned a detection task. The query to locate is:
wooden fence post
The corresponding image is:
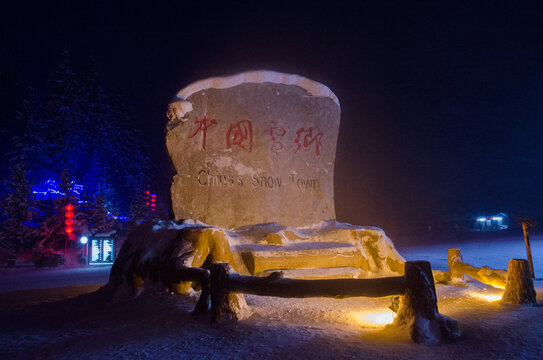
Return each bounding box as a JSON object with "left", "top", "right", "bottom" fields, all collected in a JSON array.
[
  {"left": 521, "top": 222, "right": 535, "bottom": 278},
  {"left": 448, "top": 248, "right": 464, "bottom": 283},
  {"left": 392, "top": 261, "right": 460, "bottom": 344},
  {"left": 501, "top": 259, "right": 537, "bottom": 305},
  {"left": 210, "top": 263, "right": 249, "bottom": 323},
  {"left": 193, "top": 275, "right": 211, "bottom": 316}
]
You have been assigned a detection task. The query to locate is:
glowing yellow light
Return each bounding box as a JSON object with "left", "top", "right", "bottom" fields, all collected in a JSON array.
[
  {"left": 471, "top": 293, "right": 503, "bottom": 302},
  {"left": 489, "top": 283, "right": 505, "bottom": 290},
  {"left": 355, "top": 309, "right": 396, "bottom": 327}
]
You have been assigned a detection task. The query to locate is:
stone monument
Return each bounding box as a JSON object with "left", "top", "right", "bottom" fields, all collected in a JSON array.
[
  {"left": 107, "top": 71, "right": 405, "bottom": 299},
  {"left": 166, "top": 70, "right": 340, "bottom": 229}
]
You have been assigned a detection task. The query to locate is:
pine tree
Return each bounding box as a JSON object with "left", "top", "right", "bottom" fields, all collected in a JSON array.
[
  {"left": 39, "top": 169, "right": 83, "bottom": 250},
  {"left": 0, "top": 68, "right": 25, "bottom": 194},
  {"left": 113, "top": 96, "right": 152, "bottom": 212},
  {"left": 128, "top": 188, "right": 151, "bottom": 224},
  {"left": 0, "top": 163, "right": 36, "bottom": 253},
  {"left": 42, "top": 50, "right": 86, "bottom": 177},
  {"left": 88, "top": 194, "right": 114, "bottom": 234},
  {"left": 79, "top": 59, "right": 119, "bottom": 209},
  {"left": 6, "top": 87, "right": 53, "bottom": 182}
]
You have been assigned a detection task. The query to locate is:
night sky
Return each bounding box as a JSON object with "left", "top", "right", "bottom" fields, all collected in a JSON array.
[{"left": 2, "top": 1, "right": 542, "bottom": 232}]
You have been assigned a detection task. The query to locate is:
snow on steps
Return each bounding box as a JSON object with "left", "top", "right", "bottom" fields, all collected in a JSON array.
[
  {"left": 258, "top": 267, "right": 366, "bottom": 280},
  {"left": 234, "top": 242, "right": 364, "bottom": 274}
]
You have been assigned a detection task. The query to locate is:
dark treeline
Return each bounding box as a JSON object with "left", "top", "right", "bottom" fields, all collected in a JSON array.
[{"left": 0, "top": 50, "right": 160, "bottom": 256}]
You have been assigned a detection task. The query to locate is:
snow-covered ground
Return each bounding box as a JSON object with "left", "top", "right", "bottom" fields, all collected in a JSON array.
[
  {"left": 0, "top": 265, "right": 111, "bottom": 293},
  {"left": 1, "top": 235, "right": 542, "bottom": 359},
  {"left": 397, "top": 233, "right": 543, "bottom": 278}
]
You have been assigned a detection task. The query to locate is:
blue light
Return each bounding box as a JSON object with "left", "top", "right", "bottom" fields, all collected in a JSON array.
[
  {"left": 80, "top": 236, "right": 88, "bottom": 244},
  {"left": 32, "top": 179, "right": 84, "bottom": 200}
]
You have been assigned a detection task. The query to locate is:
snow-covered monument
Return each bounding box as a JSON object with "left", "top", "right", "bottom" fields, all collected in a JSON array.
[
  {"left": 111, "top": 70, "right": 406, "bottom": 291},
  {"left": 107, "top": 71, "right": 464, "bottom": 345}
]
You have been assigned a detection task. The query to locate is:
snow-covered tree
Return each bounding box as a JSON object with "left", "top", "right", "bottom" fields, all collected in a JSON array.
[
  {"left": 39, "top": 169, "right": 84, "bottom": 250},
  {"left": 0, "top": 68, "right": 24, "bottom": 192},
  {"left": 3, "top": 51, "right": 154, "bottom": 228},
  {"left": 0, "top": 163, "right": 36, "bottom": 253},
  {"left": 78, "top": 59, "right": 151, "bottom": 214},
  {"left": 6, "top": 87, "right": 54, "bottom": 183},
  {"left": 88, "top": 194, "right": 114, "bottom": 234}
]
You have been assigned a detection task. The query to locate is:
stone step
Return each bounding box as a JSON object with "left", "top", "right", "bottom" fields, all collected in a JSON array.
[
  {"left": 258, "top": 266, "right": 366, "bottom": 280},
  {"left": 234, "top": 242, "right": 364, "bottom": 274}
]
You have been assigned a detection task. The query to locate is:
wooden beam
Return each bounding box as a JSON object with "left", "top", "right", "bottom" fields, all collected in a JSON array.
[
  {"left": 448, "top": 248, "right": 507, "bottom": 288},
  {"left": 229, "top": 273, "right": 406, "bottom": 298}
]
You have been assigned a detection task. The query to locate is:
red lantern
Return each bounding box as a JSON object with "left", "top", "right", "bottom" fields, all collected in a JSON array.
[{"left": 64, "top": 203, "right": 75, "bottom": 234}]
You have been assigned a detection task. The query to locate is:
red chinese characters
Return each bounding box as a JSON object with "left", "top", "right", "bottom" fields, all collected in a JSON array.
[
  {"left": 266, "top": 121, "right": 286, "bottom": 155},
  {"left": 188, "top": 116, "right": 324, "bottom": 158},
  {"left": 188, "top": 116, "right": 217, "bottom": 150},
  {"left": 226, "top": 120, "right": 253, "bottom": 152},
  {"left": 295, "top": 127, "right": 323, "bottom": 156}
]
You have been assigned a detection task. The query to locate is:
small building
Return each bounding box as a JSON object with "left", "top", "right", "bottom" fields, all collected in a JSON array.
[{"left": 474, "top": 213, "right": 509, "bottom": 231}]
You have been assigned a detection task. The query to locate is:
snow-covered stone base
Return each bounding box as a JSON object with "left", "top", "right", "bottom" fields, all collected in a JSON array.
[{"left": 107, "top": 219, "right": 405, "bottom": 296}]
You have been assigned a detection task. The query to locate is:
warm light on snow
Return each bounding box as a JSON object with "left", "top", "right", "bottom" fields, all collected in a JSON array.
[
  {"left": 489, "top": 283, "right": 506, "bottom": 290},
  {"left": 470, "top": 292, "right": 503, "bottom": 302},
  {"left": 354, "top": 309, "right": 396, "bottom": 327}
]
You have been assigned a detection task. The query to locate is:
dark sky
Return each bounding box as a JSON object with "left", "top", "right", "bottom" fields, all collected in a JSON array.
[{"left": 2, "top": 0, "right": 543, "bottom": 230}]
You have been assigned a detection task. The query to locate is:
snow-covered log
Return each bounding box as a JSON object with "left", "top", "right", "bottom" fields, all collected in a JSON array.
[
  {"left": 391, "top": 261, "right": 460, "bottom": 345},
  {"left": 501, "top": 259, "right": 538, "bottom": 305},
  {"left": 447, "top": 248, "right": 507, "bottom": 288},
  {"left": 229, "top": 271, "right": 405, "bottom": 299}
]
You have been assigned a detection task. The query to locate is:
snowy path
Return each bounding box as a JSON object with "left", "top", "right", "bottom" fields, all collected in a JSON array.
[{"left": 0, "top": 265, "right": 111, "bottom": 293}]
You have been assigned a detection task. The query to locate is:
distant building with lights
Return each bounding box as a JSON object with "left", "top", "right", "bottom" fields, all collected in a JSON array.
[{"left": 474, "top": 213, "right": 509, "bottom": 231}]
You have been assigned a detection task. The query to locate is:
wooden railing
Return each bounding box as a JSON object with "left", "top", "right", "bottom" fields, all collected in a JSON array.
[
  {"left": 184, "top": 260, "right": 460, "bottom": 345},
  {"left": 447, "top": 248, "right": 508, "bottom": 288},
  {"left": 447, "top": 248, "right": 537, "bottom": 305}
]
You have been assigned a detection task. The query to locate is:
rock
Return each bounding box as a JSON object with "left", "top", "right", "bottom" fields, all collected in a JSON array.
[{"left": 166, "top": 70, "right": 340, "bottom": 229}]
